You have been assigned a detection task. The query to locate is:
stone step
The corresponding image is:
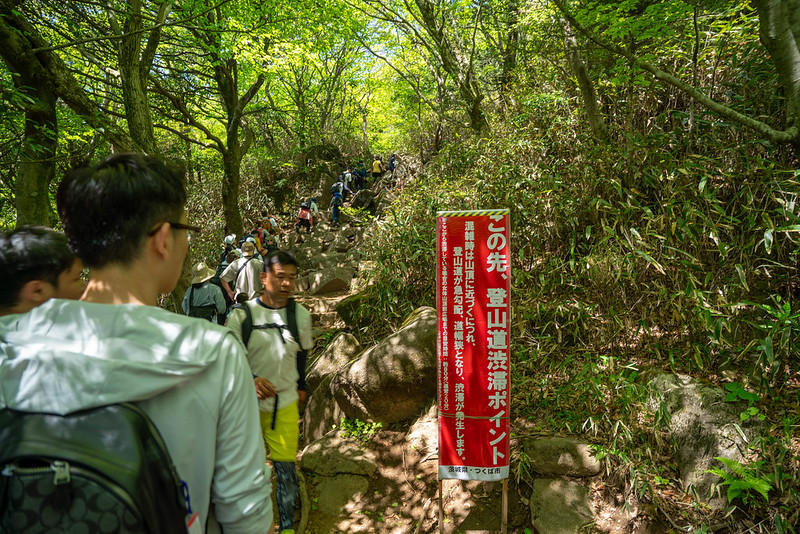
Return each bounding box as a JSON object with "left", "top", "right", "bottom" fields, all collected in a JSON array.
[
  {"left": 312, "top": 310, "right": 343, "bottom": 330},
  {"left": 295, "top": 293, "right": 348, "bottom": 315}
]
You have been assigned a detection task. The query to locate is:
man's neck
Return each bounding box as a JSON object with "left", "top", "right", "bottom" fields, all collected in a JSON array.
[
  {"left": 81, "top": 263, "right": 160, "bottom": 306},
  {"left": 258, "top": 294, "right": 287, "bottom": 309}
]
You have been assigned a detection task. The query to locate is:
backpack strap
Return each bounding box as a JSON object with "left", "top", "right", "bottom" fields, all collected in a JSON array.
[
  {"left": 233, "top": 257, "right": 255, "bottom": 293},
  {"left": 231, "top": 302, "right": 254, "bottom": 347},
  {"left": 285, "top": 299, "right": 308, "bottom": 392},
  {"left": 189, "top": 286, "right": 195, "bottom": 314},
  {"left": 233, "top": 299, "right": 308, "bottom": 392}
]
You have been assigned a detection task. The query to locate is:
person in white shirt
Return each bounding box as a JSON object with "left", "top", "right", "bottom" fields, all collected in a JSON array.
[
  {"left": 0, "top": 152, "right": 273, "bottom": 533},
  {"left": 226, "top": 250, "right": 313, "bottom": 534},
  {"left": 220, "top": 241, "right": 264, "bottom": 301}
]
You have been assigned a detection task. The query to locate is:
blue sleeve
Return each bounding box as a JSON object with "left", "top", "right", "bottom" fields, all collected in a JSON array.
[{"left": 181, "top": 288, "right": 190, "bottom": 315}]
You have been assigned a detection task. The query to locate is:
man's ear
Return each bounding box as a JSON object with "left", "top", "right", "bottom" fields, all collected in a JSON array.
[
  {"left": 150, "top": 222, "right": 172, "bottom": 259},
  {"left": 18, "top": 279, "right": 55, "bottom": 309}
]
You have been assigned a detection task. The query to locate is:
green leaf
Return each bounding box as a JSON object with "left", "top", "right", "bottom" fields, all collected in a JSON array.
[{"left": 734, "top": 264, "right": 748, "bottom": 291}]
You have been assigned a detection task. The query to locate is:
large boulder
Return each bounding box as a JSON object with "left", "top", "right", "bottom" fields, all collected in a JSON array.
[
  {"left": 300, "top": 433, "right": 377, "bottom": 477},
  {"left": 297, "top": 265, "right": 355, "bottom": 295},
  {"left": 523, "top": 437, "right": 601, "bottom": 477},
  {"left": 643, "top": 371, "right": 765, "bottom": 507},
  {"left": 530, "top": 479, "right": 595, "bottom": 534},
  {"left": 306, "top": 333, "right": 362, "bottom": 393},
  {"left": 331, "top": 307, "right": 438, "bottom": 424},
  {"left": 335, "top": 289, "right": 372, "bottom": 329},
  {"left": 350, "top": 188, "right": 377, "bottom": 214},
  {"left": 303, "top": 375, "right": 345, "bottom": 446},
  {"left": 406, "top": 403, "right": 438, "bottom": 455}
]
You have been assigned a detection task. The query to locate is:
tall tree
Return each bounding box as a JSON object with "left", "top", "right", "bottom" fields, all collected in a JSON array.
[
  {"left": 150, "top": 0, "right": 268, "bottom": 235},
  {"left": 0, "top": 6, "right": 57, "bottom": 226},
  {"left": 356, "top": 0, "right": 490, "bottom": 133},
  {"left": 552, "top": 0, "right": 800, "bottom": 154},
  {"left": 0, "top": 0, "right": 139, "bottom": 225}
]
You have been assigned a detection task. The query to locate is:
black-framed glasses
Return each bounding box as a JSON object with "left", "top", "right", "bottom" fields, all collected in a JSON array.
[{"left": 147, "top": 221, "right": 201, "bottom": 244}]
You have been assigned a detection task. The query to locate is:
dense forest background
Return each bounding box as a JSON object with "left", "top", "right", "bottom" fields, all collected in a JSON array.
[{"left": 1, "top": 0, "right": 799, "bottom": 531}]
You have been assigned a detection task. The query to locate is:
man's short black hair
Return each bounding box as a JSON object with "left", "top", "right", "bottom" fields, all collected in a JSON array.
[
  {"left": 263, "top": 250, "right": 298, "bottom": 273},
  {"left": 0, "top": 226, "right": 76, "bottom": 310},
  {"left": 56, "top": 153, "right": 186, "bottom": 268}
]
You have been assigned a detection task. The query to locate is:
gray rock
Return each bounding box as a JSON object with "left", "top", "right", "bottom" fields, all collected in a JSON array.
[
  {"left": 644, "top": 372, "right": 764, "bottom": 506},
  {"left": 307, "top": 333, "right": 361, "bottom": 393},
  {"left": 523, "top": 437, "right": 601, "bottom": 477},
  {"left": 297, "top": 265, "right": 355, "bottom": 295},
  {"left": 311, "top": 474, "right": 370, "bottom": 516},
  {"left": 303, "top": 375, "right": 344, "bottom": 446},
  {"left": 331, "top": 306, "right": 438, "bottom": 424},
  {"left": 335, "top": 289, "right": 372, "bottom": 329},
  {"left": 300, "top": 434, "right": 377, "bottom": 477},
  {"left": 530, "top": 479, "right": 595, "bottom": 534},
  {"left": 350, "top": 189, "right": 376, "bottom": 213},
  {"left": 406, "top": 403, "right": 438, "bottom": 454}
]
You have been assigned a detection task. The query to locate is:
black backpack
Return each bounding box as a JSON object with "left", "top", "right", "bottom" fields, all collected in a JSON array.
[
  {"left": 0, "top": 403, "right": 188, "bottom": 533},
  {"left": 187, "top": 285, "right": 217, "bottom": 322}
]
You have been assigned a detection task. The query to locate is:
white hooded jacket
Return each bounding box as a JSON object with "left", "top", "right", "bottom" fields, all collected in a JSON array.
[{"left": 0, "top": 299, "right": 271, "bottom": 534}]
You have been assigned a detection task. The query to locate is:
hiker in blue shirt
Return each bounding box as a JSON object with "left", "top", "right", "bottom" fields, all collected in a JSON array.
[{"left": 182, "top": 262, "right": 227, "bottom": 324}]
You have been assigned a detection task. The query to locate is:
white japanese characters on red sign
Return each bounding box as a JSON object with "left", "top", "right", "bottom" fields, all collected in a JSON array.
[{"left": 437, "top": 209, "right": 510, "bottom": 481}]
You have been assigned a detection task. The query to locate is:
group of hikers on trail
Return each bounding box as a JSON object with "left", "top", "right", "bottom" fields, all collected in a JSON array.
[{"left": 0, "top": 153, "right": 314, "bottom": 534}]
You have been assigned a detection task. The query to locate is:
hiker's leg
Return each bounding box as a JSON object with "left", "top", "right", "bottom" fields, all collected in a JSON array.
[
  {"left": 261, "top": 402, "right": 300, "bottom": 532},
  {"left": 273, "top": 461, "right": 299, "bottom": 532}
]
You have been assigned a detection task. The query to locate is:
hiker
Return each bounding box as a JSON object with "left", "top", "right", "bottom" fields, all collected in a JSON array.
[
  {"left": 330, "top": 191, "right": 343, "bottom": 227},
  {"left": 246, "top": 236, "right": 264, "bottom": 260},
  {"left": 354, "top": 161, "right": 366, "bottom": 191},
  {"left": 182, "top": 261, "right": 227, "bottom": 324},
  {"left": 220, "top": 233, "right": 238, "bottom": 264},
  {"left": 220, "top": 240, "right": 264, "bottom": 301},
  {"left": 0, "top": 226, "right": 86, "bottom": 315},
  {"left": 225, "top": 250, "right": 313, "bottom": 534},
  {"left": 308, "top": 198, "right": 320, "bottom": 225},
  {"left": 371, "top": 155, "right": 384, "bottom": 184},
  {"left": 389, "top": 154, "right": 397, "bottom": 179},
  {"left": 261, "top": 210, "right": 281, "bottom": 246},
  {"left": 330, "top": 176, "right": 351, "bottom": 200},
  {"left": 0, "top": 153, "right": 273, "bottom": 532},
  {"left": 296, "top": 201, "right": 312, "bottom": 233},
  {"left": 344, "top": 167, "right": 354, "bottom": 192}
]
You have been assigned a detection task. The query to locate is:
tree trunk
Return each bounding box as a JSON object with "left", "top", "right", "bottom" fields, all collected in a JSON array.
[
  {"left": 0, "top": 2, "right": 58, "bottom": 226},
  {"left": 16, "top": 87, "right": 58, "bottom": 227},
  {"left": 115, "top": 0, "right": 158, "bottom": 155},
  {"left": 221, "top": 142, "right": 244, "bottom": 237},
  {"left": 563, "top": 19, "right": 609, "bottom": 141},
  {"left": 753, "top": 0, "right": 800, "bottom": 154},
  {"left": 414, "top": 0, "right": 489, "bottom": 134}
]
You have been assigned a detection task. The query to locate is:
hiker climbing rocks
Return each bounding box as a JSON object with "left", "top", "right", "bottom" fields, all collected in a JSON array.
[{"left": 220, "top": 241, "right": 264, "bottom": 300}]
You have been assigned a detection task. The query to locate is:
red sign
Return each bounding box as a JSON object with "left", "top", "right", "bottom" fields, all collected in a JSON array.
[{"left": 437, "top": 209, "right": 510, "bottom": 481}]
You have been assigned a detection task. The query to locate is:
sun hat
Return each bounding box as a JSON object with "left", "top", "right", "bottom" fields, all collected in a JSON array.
[
  {"left": 241, "top": 241, "right": 255, "bottom": 257},
  {"left": 191, "top": 262, "right": 216, "bottom": 284},
  {"left": 224, "top": 234, "right": 236, "bottom": 246}
]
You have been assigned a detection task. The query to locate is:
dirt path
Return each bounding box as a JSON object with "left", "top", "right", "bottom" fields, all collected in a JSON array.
[{"left": 299, "top": 430, "right": 531, "bottom": 534}]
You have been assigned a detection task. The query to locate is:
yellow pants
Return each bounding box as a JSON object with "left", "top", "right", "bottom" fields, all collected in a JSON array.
[{"left": 258, "top": 401, "right": 299, "bottom": 462}]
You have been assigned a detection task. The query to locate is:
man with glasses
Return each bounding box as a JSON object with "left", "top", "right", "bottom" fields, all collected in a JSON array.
[{"left": 0, "top": 153, "right": 273, "bottom": 533}]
